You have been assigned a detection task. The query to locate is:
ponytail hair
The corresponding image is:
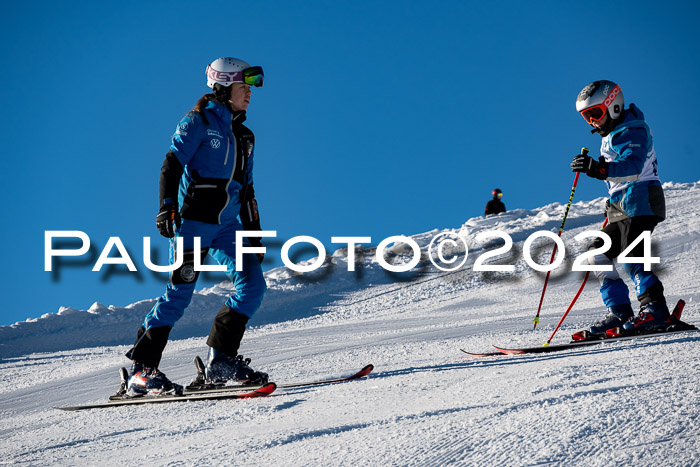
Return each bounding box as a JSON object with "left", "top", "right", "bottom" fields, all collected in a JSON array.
[
  {"left": 190, "top": 94, "right": 215, "bottom": 126},
  {"left": 188, "top": 84, "right": 231, "bottom": 126}
]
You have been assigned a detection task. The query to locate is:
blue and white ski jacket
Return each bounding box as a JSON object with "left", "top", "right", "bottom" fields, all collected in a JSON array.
[
  {"left": 599, "top": 103, "right": 665, "bottom": 223},
  {"left": 159, "top": 100, "right": 260, "bottom": 229}
]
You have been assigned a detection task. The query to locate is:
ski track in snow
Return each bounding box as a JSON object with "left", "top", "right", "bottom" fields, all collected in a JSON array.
[{"left": 1, "top": 181, "right": 699, "bottom": 465}]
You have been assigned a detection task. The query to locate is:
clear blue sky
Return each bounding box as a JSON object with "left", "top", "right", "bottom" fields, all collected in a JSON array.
[{"left": 2, "top": 1, "right": 699, "bottom": 326}]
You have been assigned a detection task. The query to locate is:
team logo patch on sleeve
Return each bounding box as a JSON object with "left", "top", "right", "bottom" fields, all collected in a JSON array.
[
  {"left": 176, "top": 121, "right": 189, "bottom": 136},
  {"left": 179, "top": 263, "right": 196, "bottom": 283}
]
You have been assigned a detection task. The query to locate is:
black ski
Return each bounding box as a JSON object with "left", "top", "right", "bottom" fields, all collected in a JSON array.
[
  {"left": 55, "top": 382, "right": 276, "bottom": 411},
  {"left": 56, "top": 360, "right": 373, "bottom": 411},
  {"left": 186, "top": 357, "right": 374, "bottom": 394}
]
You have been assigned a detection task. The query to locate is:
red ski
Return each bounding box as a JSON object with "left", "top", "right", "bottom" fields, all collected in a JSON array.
[{"left": 463, "top": 300, "right": 696, "bottom": 357}]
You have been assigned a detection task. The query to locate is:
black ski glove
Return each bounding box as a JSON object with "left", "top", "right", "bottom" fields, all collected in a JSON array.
[
  {"left": 156, "top": 203, "right": 181, "bottom": 238},
  {"left": 571, "top": 154, "right": 609, "bottom": 180}
]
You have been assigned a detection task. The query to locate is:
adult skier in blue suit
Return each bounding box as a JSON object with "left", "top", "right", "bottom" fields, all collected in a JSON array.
[
  {"left": 571, "top": 80, "right": 670, "bottom": 337},
  {"left": 125, "top": 57, "right": 269, "bottom": 396}
]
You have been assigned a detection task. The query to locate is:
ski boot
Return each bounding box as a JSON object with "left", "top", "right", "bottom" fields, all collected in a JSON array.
[
  {"left": 622, "top": 300, "right": 671, "bottom": 333},
  {"left": 126, "top": 362, "right": 182, "bottom": 397},
  {"left": 572, "top": 303, "right": 634, "bottom": 341},
  {"left": 204, "top": 348, "right": 268, "bottom": 385}
]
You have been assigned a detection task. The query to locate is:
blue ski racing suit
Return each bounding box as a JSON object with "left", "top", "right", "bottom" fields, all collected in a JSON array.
[
  {"left": 587, "top": 104, "right": 667, "bottom": 310},
  {"left": 127, "top": 99, "right": 266, "bottom": 368}
]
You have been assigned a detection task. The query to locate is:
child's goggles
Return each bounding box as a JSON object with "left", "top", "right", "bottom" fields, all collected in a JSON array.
[{"left": 580, "top": 104, "right": 607, "bottom": 124}]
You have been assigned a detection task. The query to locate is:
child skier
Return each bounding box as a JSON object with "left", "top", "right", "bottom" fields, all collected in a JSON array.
[{"left": 571, "top": 80, "right": 669, "bottom": 336}]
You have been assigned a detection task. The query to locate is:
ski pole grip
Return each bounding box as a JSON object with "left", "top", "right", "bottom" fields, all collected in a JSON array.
[{"left": 581, "top": 147, "right": 589, "bottom": 156}]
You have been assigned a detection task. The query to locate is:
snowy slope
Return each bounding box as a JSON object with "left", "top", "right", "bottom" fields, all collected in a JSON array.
[{"left": 1, "top": 182, "right": 699, "bottom": 465}]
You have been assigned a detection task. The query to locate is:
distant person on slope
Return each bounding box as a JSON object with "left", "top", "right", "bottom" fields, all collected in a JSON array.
[
  {"left": 572, "top": 80, "right": 668, "bottom": 336},
  {"left": 124, "top": 57, "right": 269, "bottom": 396},
  {"left": 484, "top": 188, "right": 506, "bottom": 216}
]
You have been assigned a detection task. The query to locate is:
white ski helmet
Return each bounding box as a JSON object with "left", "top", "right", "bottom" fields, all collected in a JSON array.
[
  {"left": 205, "top": 57, "right": 264, "bottom": 88},
  {"left": 576, "top": 80, "right": 624, "bottom": 124}
]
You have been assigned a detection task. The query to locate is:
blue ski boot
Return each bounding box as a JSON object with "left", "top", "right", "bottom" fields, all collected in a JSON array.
[
  {"left": 127, "top": 362, "right": 182, "bottom": 397},
  {"left": 622, "top": 300, "right": 671, "bottom": 332},
  {"left": 204, "top": 348, "right": 268, "bottom": 385},
  {"left": 588, "top": 303, "right": 634, "bottom": 335}
]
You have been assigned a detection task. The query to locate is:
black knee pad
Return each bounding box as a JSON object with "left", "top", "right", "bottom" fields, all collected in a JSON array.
[{"left": 171, "top": 248, "right": 209, "bottom": 285}]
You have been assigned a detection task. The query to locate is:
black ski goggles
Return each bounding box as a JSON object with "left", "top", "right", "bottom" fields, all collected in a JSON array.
[{"left": 243, "top": 66, "right": 264, "bottom": 87}]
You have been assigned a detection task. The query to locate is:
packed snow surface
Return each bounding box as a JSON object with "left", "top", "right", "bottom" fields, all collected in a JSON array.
[{"left": 1, "top": 182, "right": 698, "bottom": 465}]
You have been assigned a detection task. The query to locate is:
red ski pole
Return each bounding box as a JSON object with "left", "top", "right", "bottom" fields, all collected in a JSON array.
[
  {"left": 544, "top": 217, "right": 609, "bottom": 345},
  {"left": 532, "top": 147, "right": 588, "bottom": 329}
]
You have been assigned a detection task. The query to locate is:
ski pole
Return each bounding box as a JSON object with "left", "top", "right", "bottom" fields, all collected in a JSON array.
[
  {"left": 544, "top": 217, "right": 609, "bottom": 346},
  {"left": 532, "top": 147, "right": 588, "bottom": 329}
]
